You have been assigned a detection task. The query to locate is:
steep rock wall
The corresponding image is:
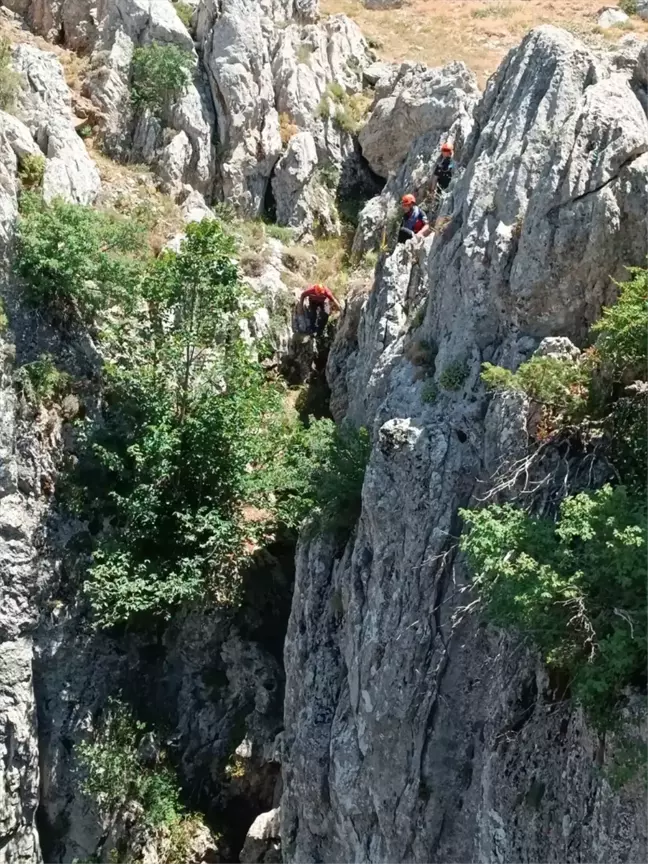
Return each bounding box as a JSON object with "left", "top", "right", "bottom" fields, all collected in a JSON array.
[{"left": 281, "top": 26, "right": 648, "bottom": 863}]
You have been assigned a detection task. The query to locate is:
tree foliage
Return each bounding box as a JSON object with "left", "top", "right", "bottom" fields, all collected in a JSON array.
[
  {"left": 15, "top": 194, "right": 146, "bottom": 322},
  {"left": 461, "top": 486, "right": 646, "bottom": 729},
  {"left": 464, "top": 268, "right": 648, "bottom": 729},
  {"left": 58, "top": 216, "right": 370, "bottom": 628},
  {"left": 130, "top": 43, "right": 193, "bottom": 117}
]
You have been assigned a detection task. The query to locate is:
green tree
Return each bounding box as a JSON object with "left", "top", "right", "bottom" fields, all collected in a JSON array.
[
  {"left": 130, "top": 43, "right": 193, "bottom": 117},
  {"left": 74, "top": 220, "right": 287, "bottom": 626},
  {"left": 15, "top": 194, "right": 146, "bottom": 322}
]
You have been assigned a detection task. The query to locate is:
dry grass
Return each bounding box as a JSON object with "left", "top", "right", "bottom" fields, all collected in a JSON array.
[
  {"left": 279, "top": 111, "right": 299, "bottom": 145},
  {"left": 323, "top": 0, "right": 648, "bottom": 86},
  {"left": 92, "top": 150, "right": 186, "bottom": 253}
]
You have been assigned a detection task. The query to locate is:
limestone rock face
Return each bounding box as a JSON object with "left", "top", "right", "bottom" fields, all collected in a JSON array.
[
  {"left": 353, "top": 61, "right": 479, "bottom": 254},
  {"left": 282, "top": 26, "right": 648, "bottom": 863},
  {"left": 239, "top": 807, "right": 282, "bottom": 863},
  {"left": 200, "top": 1, "right": 372, "bottom": 220},
  {"left": 359, "top": 60, "right": 480, "bottom": 178},
  {"left": 12, "top": 44, "right": 101, "bottom": 204},
  {"left": 84, "top": 0, "right": 217, "bottom": 199}
]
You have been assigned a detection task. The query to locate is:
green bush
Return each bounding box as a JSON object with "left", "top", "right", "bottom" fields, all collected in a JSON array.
[
  {"left": 18, "top": 154, "right": 46, "bottom": 189},
  {"left": 460, "top": 485, "right": 646, "bottom": 730},
  {"left": 439, "top": 359, "right": 468, "bottom": 390},
  {"left": 14, "top": 194, "right": 147, "bottom": 322},
  {"left": 264, "top": 418, "right": 371, "bottom": 539},
  {"left": 130, "top": 43, "right": 193, "bottom": 117},
  {"left": 0, "top": 37, "right": 20, "bottom": 112},
  {"left": 77, "top": 698, "right": 184, "bottom": 829},
  {"left": 619, "top": 0, "right": 637, "bottom": 14},
  {"left": 421, "top": 380, "right": 439, "bottom": 404},
  {"left": 17, "top": 354, "right": 71, "bottom": 406},
  {"left": 173, "top": 0, "right": 194, "bottom": 28},
  {"left": 481, "top": 355, "right": 589, "bottom": 421}
]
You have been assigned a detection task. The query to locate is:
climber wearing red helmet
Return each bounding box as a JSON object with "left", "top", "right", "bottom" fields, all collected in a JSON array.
[
  {"left": 430, "top": 142, "right": 455, "bottom": 197},
  {"left": 398, "top": 193, "right": 430, "bottom": 244},
  {"left": 299, "top": 284, "right": 341, "bottom": 336}
]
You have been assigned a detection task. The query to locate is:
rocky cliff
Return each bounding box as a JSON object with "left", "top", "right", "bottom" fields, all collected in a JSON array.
[
  {"left": 0, "top": 2, "right": 646, "bottom": 863},
  {"left": 282, "top": 26, "right": 648, "bottom": 864}
]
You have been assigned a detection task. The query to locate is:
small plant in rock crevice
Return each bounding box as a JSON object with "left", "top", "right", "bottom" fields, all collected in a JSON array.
[
  {"left": 421, "top": 380, "right": 439, "bottom": 404},
  {"left": 16, "top": 353, "right": 71, "bottom": 406},
  {"left": 439, "top": 359, "right": 468, "bottom": 391},
  {"left": 18, "top": 154, "right": 46, "bottom": 189},
  {"left": 0, "top": 37, "right": 20, "bottom": 112},
  {"left": 172, "top": 0, "right": 194, "bottom": 29}
]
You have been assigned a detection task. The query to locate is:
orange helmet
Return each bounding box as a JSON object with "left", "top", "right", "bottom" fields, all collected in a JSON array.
[
  {"left": 401, "top": 194, "right": 416, "bottom": 207},
  {"left": 441, "top": 142, "right": 453, "bottom": 155}
]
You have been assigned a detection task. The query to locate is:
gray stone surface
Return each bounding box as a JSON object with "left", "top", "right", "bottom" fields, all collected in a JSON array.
[
  {"left": 598, "top": 7, "right": 630, "bottom": 29},
  {"left": 12, "top": 44, "right": 101, "bottom": 205},
  {"left": 359, "top": 60, "right": 479, "bottom": 178},
  {"left": 283, "top": 26, "right": 648, "bottom": 863}
]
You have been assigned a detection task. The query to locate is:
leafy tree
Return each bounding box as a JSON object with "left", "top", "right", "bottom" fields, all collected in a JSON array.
[
  {"left": 14, "top": 194, "right": 146, "bottom": 322},
  {"left": 130, "top": 43, "right": 193, "bottom": 117},
  {"left": 73, "top": 221, "right": 287, "bottom": 626},
  {"left": 460, "top": 486, "right": 646, "bottom": 729}
]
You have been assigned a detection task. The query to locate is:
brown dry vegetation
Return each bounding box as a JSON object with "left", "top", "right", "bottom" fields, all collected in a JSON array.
[{"left": 323, "top": 0, "right": 648, "bottom": 85}]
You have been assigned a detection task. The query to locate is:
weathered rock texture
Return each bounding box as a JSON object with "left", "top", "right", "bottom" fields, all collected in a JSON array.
[
  {"left": 353, "top": 59, "right": 479, "bottom": 254},
  {"left": 282, "top": 26, "right": 648, "bottom": 863},
  {"left": 12, "top": 43, "right": 101, "bottom": 204}
]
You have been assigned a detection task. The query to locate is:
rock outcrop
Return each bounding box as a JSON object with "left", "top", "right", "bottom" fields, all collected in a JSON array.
[
  {"left": 353, "top": 60, "right": 479, "bottom": 254},
  {"left": 282, "top": 25, "right": 648, "bottom": 863},
  {"left": 12, "top": 44, "right": 101, "bottom": 204}
]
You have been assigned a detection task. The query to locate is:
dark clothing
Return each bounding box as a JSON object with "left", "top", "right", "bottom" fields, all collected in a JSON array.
[
  {"left": 401, "top": 205, "right": 428, "bottom": 235},
  {"left": 433, "top": 155, "right": 455, "bottom": 191},
  {"left": 305, "top": 302, "right": 329, "bottom": 336}
]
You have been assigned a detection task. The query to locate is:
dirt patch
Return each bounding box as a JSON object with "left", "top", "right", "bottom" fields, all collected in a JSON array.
[{"left": 323, "top": 0, "right": 648, "bottom": 86}]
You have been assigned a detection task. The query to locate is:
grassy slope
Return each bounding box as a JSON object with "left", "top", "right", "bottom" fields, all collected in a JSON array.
[{"left": 323, "top": 0, "right": 648, "bottom": 85}]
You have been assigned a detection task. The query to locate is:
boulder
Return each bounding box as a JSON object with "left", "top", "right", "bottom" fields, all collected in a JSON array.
[
  {"left": 272, "top": 131, "right": 339, "bottom": 236},
  {"left": 239, "top": 807, "right": 282, "bottom": 863},
  {"left": 534, "top": 336, "right": 581, "bottom": 360},
  {"left": 597, "top": 7, "right": 630, "bottom": 28},
  {"left": 638, "top": 0, "right": 648, "bottom": 20},
  {"left": 359, "top": 60, "right": 480, "bottom": 178}
]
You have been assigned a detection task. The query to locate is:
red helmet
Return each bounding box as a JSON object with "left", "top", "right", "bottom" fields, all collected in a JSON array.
[
  {"left": 311, "top": 284, "right": 327, "bottom": 296},
  {"left": 401, "top": 194, "right": 416, "bottom": 207},
  {"left": 441, "top": 142, "right": 453, "bottom": 155}
]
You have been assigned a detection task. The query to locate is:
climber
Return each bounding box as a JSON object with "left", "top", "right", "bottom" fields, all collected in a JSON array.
[
  {"left": 299, "top": 284, "right": 341, "bottom": 336},
  {"left": 429, "top": 142, "right": 455, "bottom": 198},
  {"left": 398, "top": 194, "right": 431, "bottom": 244}
]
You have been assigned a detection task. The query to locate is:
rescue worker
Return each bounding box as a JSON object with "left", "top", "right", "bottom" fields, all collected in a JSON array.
[
  {"left": 398, "top": 194, "right": 431, "bottom": 244},
  {"left": 430, "top": 142, "right": 455, "bottom": 198},
  {"left": 299, "top": 284, "right": 341, "bottom": 336}
]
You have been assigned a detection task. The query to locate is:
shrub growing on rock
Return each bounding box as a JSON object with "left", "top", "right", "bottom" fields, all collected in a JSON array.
[
  {"left": 15, "top": 194, "right": 147, "bottom": 322},
  {"left": 0, "top": 37, "right": 20, "bottom": 112},
  {"left": 461, "top": 486, "right": 646, "bottom": 730},
  {"left": 130, "top": 43, "right": 193, "bottom": 117},
  {"left": 77, "top": 698, "right": 186, "bottom": 830}
]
